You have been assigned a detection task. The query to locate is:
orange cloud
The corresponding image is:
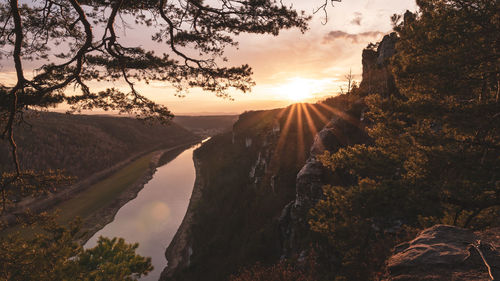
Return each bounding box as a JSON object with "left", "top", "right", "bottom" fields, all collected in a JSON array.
[{"left": 323, "top": 30, "right": 385, "bottom": 44}]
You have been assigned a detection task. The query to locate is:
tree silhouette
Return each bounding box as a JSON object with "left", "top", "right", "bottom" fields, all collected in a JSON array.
[
  {"left": 0, "top": 215, "right": 153, "bottom": 280},
  {"left": 0, "top": 0, "right": 310, "bottom": 174}
]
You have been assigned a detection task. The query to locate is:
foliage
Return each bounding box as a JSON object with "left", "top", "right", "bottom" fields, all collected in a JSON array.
[
  {"left": 0, "top": 0, "right": 311, "bottom": 179},
  {"left": 0, "top": 0, "right": 309, "bottom": 132},
  {"left": 309, "top": 0, "right": 500, "bottom": 280},
  {"left": 230, "top": 260, "right": 317, "bottom": 281},
  {"left": 392, "top": 0, "right": 499, "bottom": 101},
  {"left": 387, "top": 0, "right": 500, "bottom": 227},
  {"left": 76, "top": 237, "right": 152, "bottom": 281},
  {"left": 0, "top": 214, "right": 152, "bottom": 281},
  {"left": 0, "top": 169, "right": 73, "bottom": 214}
]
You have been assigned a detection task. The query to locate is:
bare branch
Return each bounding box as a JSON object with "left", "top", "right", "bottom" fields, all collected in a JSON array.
[{"left": 313, "top": 0, "right": 342, "bottom": 25}]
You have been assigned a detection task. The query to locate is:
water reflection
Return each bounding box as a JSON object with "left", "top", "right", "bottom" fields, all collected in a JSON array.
[{"left": 85, "top": 143, "right": 201, "bottom": 281}]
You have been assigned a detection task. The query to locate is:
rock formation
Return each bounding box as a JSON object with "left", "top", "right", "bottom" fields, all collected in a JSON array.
[
  {"left": 279, "top": 100, "right": 369, "bottom": 257},
  {"left": 280, "top": 32, "right": 399, "bottom": 260},
  {"left": 384, "top": 225, "right": 500, "bottom": 281},
  {"left": 359, "top": 32, "right": 399, "bottom": 97}
]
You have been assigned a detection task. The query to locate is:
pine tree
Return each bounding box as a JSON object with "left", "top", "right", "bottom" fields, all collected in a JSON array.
[
  {"left": 0, "top": 215, "right": 153, "bottom": 280},
  {"left": 309, "top": 0, "right": 500, "bottom": 279}
]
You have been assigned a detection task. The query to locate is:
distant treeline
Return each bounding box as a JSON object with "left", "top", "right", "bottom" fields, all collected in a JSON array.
[{"left": 174, "top": 115, "right": 238, "bottom": 136}]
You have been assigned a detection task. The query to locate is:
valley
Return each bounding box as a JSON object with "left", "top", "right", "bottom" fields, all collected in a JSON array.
[{"left": 1, "top": 1, "right": 498, "bottom": 280}]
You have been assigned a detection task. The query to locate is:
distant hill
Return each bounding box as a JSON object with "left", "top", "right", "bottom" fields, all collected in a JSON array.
[
  {"left": 173, "top": 115, "right": 238, "bottom": 137},
  {"left": 0, "top": 112, "right": 200, "bottom": 180}
]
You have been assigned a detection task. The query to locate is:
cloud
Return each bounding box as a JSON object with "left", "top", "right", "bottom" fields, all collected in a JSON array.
[
  {"left": 323, "top": 30, "right": 384, "bottom": 44},
  {"left": 351, "top": 12, "right": 363, "bottom": 25}
]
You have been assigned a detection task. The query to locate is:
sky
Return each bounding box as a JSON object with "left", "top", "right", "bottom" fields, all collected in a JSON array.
[{"left": 0, "top": 0, "right": 418, "bottom": 115}]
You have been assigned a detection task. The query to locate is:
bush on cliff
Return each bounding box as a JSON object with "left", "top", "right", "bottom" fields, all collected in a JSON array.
[{"left": 309, "top": 0, "right": 499, "bottom": 279}]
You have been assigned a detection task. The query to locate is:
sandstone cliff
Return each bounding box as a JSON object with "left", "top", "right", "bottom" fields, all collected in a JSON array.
[
  {"left": 279, "top": 32, "right": 399, "bottom": 259},
  {"left": 279, "top": 100, "right": 369, "bottom": 257},
  {"left": 384, "top": 225, "right": 499, "bottom": 281},
  {"left": 359, "top": 32, "right": 399, "bottom": 97},
  {"left": 160, "top": 100, "right": 355, "bottom": 280}
]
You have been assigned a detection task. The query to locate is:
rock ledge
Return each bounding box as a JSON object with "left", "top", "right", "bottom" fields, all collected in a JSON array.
[{"left": 384, "top": 225, "right": 500, "bottom": 281}]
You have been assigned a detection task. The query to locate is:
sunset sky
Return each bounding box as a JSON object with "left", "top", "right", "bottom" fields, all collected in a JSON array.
[{"left": 0, "top": 0, "right": 418, "bottom": 115}]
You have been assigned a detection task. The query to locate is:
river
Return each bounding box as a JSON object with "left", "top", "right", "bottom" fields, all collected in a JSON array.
[{"left": 85, "top": 142, "right": 203, "bottom": 281}]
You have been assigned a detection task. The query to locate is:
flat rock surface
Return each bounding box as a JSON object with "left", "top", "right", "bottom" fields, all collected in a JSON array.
[{"left": 385, "top": 225, "right": 500, "bottom": 281}]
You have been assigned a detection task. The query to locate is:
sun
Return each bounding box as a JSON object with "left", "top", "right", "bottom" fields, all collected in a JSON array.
[{"left": 276, "top": 78, "right": 314, "bottom": 102}]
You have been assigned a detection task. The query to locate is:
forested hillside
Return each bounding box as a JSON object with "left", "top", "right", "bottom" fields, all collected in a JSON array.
[{"left": 0, "top": 112, "right": 199, "bottom": 180}]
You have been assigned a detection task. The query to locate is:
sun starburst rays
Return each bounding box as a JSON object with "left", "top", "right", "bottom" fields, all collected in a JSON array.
[
  {"left": 296, "top": 104, "right": 306, "bottom": 163},
  {"left": 266, "top": 99, "right": 361, "bottom": 187},
  {"left": 317, "top": 102, "right": 362, "bottom": 129}
]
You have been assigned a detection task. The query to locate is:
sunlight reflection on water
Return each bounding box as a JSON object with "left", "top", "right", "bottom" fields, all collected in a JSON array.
[{"left": 85, "top": 142, "right": 202, "bottom": 281}]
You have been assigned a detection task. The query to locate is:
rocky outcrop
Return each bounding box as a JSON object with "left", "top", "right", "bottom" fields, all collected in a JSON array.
[
  {"left": 279, "top": 101, "right": 369, "bottom": 256},
  {"left": 384, "top": 225, "right": 500, "bottom": 281},
  {"left": 280, "top": 32, "right": 401, "bottom": 258},
  {"left": 359, "top": 32, "right": 399, "bottom": 97},
  {"left": 377, "top": 33, "right": 397, "bottom": 65}
]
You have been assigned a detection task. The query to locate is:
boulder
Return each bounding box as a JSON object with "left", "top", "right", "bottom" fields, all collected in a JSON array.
[{"left": 385, "top": 225, "right": 500, "bottom": 281}]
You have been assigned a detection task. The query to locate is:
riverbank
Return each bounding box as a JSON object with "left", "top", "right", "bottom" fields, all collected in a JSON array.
[
  {"left": 2, "top": 142, "right": 191, "bottom": 224},
  {"left": 160, "top": 151, "right": 205, "bottom": 280},
  {"left": 85, "top": 142, "right": 205, "bottom": 281},
  {"left": 77, "top": 141, "right": 201, "bottom": 244},
  {"left": 2, "top": 141, "right": 201, "bottom": 242}
]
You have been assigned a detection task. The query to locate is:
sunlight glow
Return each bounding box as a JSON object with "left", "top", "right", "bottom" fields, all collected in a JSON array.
[
  {"left": 268, "top": 101, "right": 364, "bottom": 180},
  {"left": 296, "top": 104, "right": 306, "bottom": 163},
  {"left": 276, "top": 78, "right": 315, "bottom": 102}
]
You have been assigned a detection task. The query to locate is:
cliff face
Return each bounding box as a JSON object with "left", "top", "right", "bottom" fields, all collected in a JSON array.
[
  {"left": 279, "top": 101, "right": 369, "bottom": 257},
  {"left": 161, "top": 98, "right": 357, "bottom": 281},
  {"left": 160, "top": 110, "right": 290, "bottom": 281},
  {"left": 278, "top": 34, "right": 400, "bottom": 259}
]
